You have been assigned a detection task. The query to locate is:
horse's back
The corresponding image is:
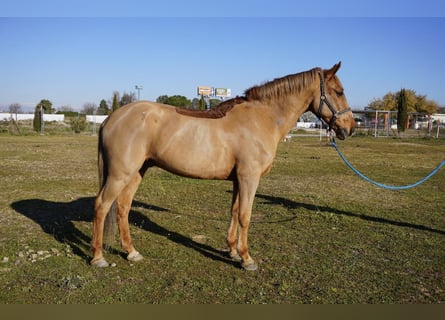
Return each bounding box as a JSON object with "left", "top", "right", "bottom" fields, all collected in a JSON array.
[{"left": 103, "top": 101, "right": 169, "bottom": 127}]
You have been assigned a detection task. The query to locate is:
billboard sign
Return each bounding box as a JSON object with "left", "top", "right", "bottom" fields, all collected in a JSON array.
[
  {"left": 214, "top": 88, "right": 231, "bottom": 98},
  {"left": 197, "top": 86, "right": 213, "bottom": 96}
]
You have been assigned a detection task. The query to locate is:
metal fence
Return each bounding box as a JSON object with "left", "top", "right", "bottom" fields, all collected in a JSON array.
[
  {"left": 352, "top": 110, "right": 445, "bottom": 138},
  {"left": 291, "top": 111, "right": 445, "bottom": 139}
]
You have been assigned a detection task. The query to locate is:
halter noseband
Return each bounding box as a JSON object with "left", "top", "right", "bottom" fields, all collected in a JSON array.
[{"left": 316, "top": 70, "right": 351, "bottom": 132}]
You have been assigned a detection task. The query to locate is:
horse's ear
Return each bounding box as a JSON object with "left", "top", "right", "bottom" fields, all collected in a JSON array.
[{"left": 325, "top": 61, "right": 342, "bottom": 79}]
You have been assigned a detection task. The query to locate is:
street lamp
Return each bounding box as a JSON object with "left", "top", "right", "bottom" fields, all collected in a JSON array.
[{"left": 135, "top": 85, "right": 143, "bottom": 101}]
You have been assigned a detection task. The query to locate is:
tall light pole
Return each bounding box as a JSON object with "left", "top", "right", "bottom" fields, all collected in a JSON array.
[{"left": 135, "top": 85, "right": 143, "bottom": 101}]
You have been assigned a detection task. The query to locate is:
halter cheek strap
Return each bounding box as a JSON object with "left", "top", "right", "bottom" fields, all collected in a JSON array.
[{"left": 317, "top": 71, "right": 351, "bottom": 131}]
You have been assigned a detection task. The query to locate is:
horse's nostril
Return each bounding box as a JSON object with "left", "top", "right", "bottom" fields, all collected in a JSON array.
[{"left": 349, "top": 127, "right": 356, "bottom": 136}]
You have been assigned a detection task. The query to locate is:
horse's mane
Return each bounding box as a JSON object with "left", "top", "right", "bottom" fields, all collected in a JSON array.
[
  {"left": 244, "top": 68, "right": 319, "bottom": 102},
  {"left": 176, "top": 68, "right": 319, "bottom": 119}
]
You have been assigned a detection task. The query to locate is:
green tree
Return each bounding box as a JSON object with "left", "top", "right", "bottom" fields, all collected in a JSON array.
[
  {"left": 397, "top": 88, "right": 408, "bottom": 132},
  {"left": 156, "top": 95, "right": 169, "bottom": 104},
  {"left": 156, "top": 95, "right": 191, "bottom": 108},
  {"left": 198, "top": 95, "right": 206, "bottom": 110},
  {"left": 112, "top": 92, "right": 119, "bottom": 112},
  {"left": 209, "top": 99, "right": 222, "bottom": 108},
  {"left": 97, "top": 99, "right": 110, "bottom": 115},
  {"left": 37, "top": 99, "right": 54, "bottom": 114},
  {"left": 33, "top": 105, "right": 43, "bottom": 132}
]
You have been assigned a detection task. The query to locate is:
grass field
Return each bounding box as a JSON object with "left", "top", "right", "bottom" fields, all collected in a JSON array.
[{"left": 0, "top": 133, "right": 444, "bottom": 303}]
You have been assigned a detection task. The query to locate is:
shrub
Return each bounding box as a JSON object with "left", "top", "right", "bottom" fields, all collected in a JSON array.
[{"left": 70, "top": 117, "right": 87, "bottom": 133}]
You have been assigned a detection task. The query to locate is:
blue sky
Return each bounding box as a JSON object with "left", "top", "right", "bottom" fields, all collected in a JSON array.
[{"left": 1, "top": 1, "right": 445, "bottom": 111}]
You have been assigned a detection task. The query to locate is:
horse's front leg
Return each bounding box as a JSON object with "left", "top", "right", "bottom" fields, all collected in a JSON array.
[{"left": 236, "top": 174, "right": 260, "bottom": 271}]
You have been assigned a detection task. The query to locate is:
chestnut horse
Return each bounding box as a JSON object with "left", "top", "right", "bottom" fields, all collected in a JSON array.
[{"left": 91, "top": 62, "right": 355, "bottom": 270}]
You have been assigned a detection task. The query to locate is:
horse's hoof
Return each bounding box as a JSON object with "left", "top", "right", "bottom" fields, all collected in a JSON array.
[
  {"left": 91, "top": 258, "right": 109, "bottom": 268},
  {"left": 242, "top": 261, "right": 258, "bottom": 271},
  {"left": 229, "top": 252, "right": 242, "bottom": 262},
  {"left": 127, "top": 251, "right": 143, "bottom": 262}
]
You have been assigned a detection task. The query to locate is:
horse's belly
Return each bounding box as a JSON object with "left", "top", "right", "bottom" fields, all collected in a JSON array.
[
  {"left": 148, "top": 119, "right": 235, "bottom": 179},
  {"left": 153, "top": 152, "right": 234, "bottom": 180}
]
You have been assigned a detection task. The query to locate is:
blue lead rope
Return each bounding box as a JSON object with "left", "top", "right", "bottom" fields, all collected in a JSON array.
[{"left": 330, "top": 139, "right": 445, "bottom": 190}]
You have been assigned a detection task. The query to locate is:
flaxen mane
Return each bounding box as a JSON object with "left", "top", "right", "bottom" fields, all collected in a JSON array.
[{"left": 245, "top": 68, "right": 319, "bottom": 102}]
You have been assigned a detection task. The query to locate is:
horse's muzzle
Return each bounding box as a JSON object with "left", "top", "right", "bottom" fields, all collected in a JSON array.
[{"left": 335, "top": 126, "right": 355, "bottom": 140}]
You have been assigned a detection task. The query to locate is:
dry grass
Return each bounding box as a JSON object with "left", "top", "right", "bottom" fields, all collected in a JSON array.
[{"left": 0, "top": 134, "right": 444, "bottom": 303}]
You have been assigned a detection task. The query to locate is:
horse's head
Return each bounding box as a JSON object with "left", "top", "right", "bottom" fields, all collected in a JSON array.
[{"left": 311, "top": 62, "right": 355, "bottom": 140}]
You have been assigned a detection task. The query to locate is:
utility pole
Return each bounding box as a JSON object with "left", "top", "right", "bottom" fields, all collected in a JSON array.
[{"left": 135, "top": 85, "right": 143, "bottom": 101}]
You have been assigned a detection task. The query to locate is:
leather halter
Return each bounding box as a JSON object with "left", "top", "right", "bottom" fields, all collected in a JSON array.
[{"left": 316, "top": 71, "right": 351, "bottom": 131}]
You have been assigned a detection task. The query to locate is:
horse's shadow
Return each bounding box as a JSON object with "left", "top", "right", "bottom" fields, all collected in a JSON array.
[
  {"left": 255, "top": 193, "right": 445, "bottom": 235},
  {"left": 10, "top": 197, "right": 239, "bottom": 267},
  {"left": 10, "top": 197, "right": 94, "bottom": 261},
  {"left": 10, "top": 193, "right": 443, "bottom": 267}
]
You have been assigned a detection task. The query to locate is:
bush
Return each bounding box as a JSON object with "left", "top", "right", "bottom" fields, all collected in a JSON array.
[{"left": 70, "top": 117, "right": 87, "bottom": 133}]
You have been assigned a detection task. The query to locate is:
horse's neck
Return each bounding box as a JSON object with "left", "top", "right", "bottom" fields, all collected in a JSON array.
[{"left": 272, "top": 93, "right": 314, "bottom": 138}]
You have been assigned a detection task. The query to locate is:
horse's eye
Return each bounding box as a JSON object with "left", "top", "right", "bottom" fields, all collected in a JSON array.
[{"left": 336, "top": 90, "right": 344, "bottom": 97}]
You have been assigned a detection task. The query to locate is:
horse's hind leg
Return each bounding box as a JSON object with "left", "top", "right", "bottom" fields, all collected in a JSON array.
[
  {"left": 116, "top": 171, "right": 145, "bottom": 262},
  {"left": 227, "top": 180, "right": 242, "bottom": 261},
  {"left": 91, "top": 178, "right": 127, "bottom": 267}
]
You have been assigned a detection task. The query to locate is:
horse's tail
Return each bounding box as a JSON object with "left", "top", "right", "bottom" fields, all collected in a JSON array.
[{"left": 97, "top": 119, "right": 117, "bottom": 249}]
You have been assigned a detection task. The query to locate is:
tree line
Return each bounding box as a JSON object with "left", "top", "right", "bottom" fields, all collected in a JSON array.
[
  {"left": 9, "top": 87, "right": 443, "bottom": 117},
  {"left": 13, "top": 92, "right": 225, "bottom": 132},
  {"left": 366, "top": 89, "right": 440, "bottom": 114},
  {"left": 6, "top": 87, "right": 444, "bottom": 133},
  {"left": 8, "top": 92, "right": 225, "bottom": 119}
]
